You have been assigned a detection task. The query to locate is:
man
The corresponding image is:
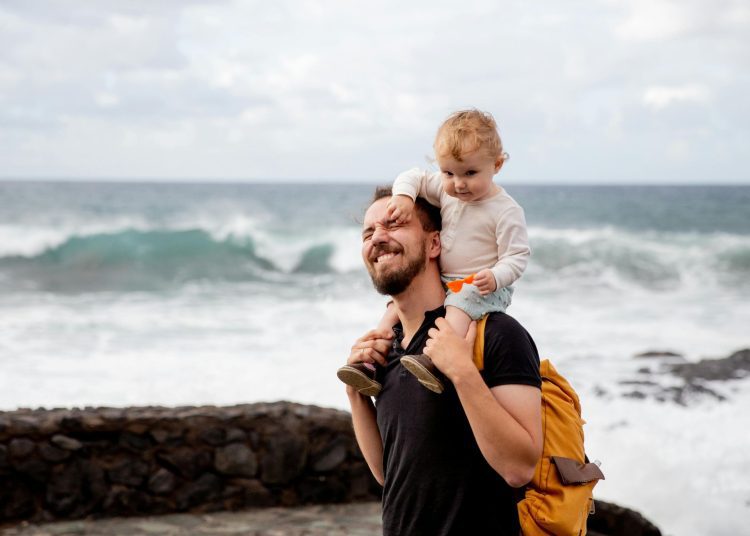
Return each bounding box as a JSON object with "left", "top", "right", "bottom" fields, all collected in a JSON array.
[{"left": 344, "top": 186, "right": 543, "bottom": 535}]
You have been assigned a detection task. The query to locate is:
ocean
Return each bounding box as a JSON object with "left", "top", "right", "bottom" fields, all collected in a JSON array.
[{"left": 1, "top": 181, "right": 749, "bottom": 535}]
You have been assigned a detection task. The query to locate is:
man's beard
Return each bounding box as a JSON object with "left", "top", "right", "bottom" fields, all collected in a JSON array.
[{"left": 367, "top": 246, "right": 427, "bottom": 296}]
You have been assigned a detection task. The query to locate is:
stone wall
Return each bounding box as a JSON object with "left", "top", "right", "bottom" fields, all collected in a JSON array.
[
  {"left": 0, "top": 402, "right": 380, "bottom": 524},
  {"left": 1, "top": 402, "right": 662, "bottom": 535}
]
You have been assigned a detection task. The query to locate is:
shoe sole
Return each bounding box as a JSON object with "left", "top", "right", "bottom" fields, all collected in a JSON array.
[
  {"left": 337, "top": 366, "right": 382, "bottom": 397},
  {"left": 400, "top": 356, "right": 444, "bottom": 394}
]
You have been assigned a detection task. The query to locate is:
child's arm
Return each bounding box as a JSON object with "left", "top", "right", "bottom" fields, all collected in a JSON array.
[
  {"left": 489, "top": 205, "right": 531, "bottom": 292},
  {"left": 391, "top": 168, "right": 444, "bottom": 208}
]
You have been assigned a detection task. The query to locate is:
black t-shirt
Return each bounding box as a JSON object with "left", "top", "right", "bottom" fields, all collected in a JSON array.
[{"left": 375, "top": 307, "right": 541, "bottom": 536}]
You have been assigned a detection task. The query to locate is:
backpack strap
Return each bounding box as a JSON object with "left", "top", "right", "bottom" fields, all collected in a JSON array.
[{"left": 472, "top": 315, "right": 489, "bottom": 371}]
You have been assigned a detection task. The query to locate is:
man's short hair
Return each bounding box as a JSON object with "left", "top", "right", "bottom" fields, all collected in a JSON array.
[{"left": 372, "top": 186, "right": 442, "bottom": 233}]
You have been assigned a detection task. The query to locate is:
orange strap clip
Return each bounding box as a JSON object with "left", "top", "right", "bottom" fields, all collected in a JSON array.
[{"left": 446, "top": 273, "right": 476, "bottom": 293}]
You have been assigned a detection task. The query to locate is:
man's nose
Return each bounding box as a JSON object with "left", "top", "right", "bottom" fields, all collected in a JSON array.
[{"left": 371, "top": 226, "right": 389, "bottom": 243}]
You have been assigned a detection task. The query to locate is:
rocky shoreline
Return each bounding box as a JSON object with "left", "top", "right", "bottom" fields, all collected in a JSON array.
[
  {"left": 602, "top": 348, "right": 750, "bottom": 405},
  {"left": 0, "top": 401, "right": 664, "bottom": 534}
]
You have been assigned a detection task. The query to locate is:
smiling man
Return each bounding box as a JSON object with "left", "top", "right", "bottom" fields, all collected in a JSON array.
[{"left": 343, "top": 186, "right": 543, "bottom": 535}]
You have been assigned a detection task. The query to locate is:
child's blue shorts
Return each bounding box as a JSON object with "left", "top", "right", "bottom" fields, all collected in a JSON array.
[{"left": 443, "top": 278, "right": 514, "bottom": 321}]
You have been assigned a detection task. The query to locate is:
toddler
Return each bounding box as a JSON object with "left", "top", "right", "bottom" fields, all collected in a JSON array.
[{"left": 338, "top": 109, "right": 530, "bottom": 395}]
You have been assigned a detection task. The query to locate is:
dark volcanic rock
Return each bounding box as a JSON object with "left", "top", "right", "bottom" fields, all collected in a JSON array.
[
  {"left": 589, "top": 500, "right": 662, "bottom": 536},
  {"left": 261, "top": 432, "right": 308, "bottom": 485},
  {"left": 51, "top": 434, "right": 83, "bottom": 451},
  {"left": 175, "top": 473, "right": 222, "bottom": 510},
  {"left": 214, "top": 443, "right": 258, "bottom": 477},
  {"left": 107, "top": 458, "right": 150, "bottom": 487},
  {"left": 148, "top": 467, "right": 178, "bottom": 495},
  {"left": 634, "top": 350, "right": 684, "bottom": 359},
  {"left": 311, "top": 438, "right": 349, "bottom": 472},
  {"left": 8, "top": 438, "right": 36, "bottom": 458},
  {"left": 670, "top": 348, "right": 750, "bottom": 382}
]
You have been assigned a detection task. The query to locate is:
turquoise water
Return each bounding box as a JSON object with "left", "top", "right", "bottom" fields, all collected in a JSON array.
[{"left": 1, "top": 181, "right": 749, "bottom": 535}]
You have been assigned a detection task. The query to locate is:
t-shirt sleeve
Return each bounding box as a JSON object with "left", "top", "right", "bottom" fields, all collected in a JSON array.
[{"left": 481, "top": 313, "right": 541, "bottom": 389}]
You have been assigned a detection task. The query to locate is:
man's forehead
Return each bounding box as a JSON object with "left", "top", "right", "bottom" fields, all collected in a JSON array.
[{"left": 362, "top": 197, "right": 390, "bottom": 228}]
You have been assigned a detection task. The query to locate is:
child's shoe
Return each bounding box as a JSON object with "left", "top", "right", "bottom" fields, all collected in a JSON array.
[
  {"left": 337, "top": 363, "right": 382, "bottom": 396},
  {"left": 400, "top": 354, "right": 444, "bottom": 394}
]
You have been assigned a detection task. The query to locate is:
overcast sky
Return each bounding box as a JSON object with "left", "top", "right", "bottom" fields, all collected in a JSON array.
[{"left": 1, "top": 0, "right": 748, "bottom": 184}]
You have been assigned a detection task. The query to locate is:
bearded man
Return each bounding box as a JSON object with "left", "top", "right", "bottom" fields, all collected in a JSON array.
[{"left": 343, "top": 186, "right": 543, "bottom": 536}]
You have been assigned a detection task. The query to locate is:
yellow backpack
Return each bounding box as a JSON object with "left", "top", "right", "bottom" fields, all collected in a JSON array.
[{"left": 473, "top": 316, "right": 605, "bottom": 536}]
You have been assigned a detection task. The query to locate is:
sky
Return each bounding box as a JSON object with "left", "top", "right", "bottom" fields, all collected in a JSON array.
[{"left": 0, "top": 0, "right": 748, "bottom": 184}]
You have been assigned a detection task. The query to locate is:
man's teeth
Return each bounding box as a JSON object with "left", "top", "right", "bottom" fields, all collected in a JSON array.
[{"left": 376, "top": 253, "right": 397, "bottom": 263}]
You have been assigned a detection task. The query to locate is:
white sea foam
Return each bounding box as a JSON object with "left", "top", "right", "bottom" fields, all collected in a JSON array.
[{"left": 2, "top": 183, "right": 748, "bottom": 535}]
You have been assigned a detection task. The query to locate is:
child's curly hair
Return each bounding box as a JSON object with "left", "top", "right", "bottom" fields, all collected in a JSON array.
[{"left": 434, "top": 109, "right": 507, "bottom": 162}]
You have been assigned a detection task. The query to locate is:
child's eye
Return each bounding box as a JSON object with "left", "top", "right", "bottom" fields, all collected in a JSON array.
[
  {"left": 466, "top": 170, "right": 477, "bottom": 176},
  {"left": 443, "top": 171, "right": 454, "bottom": 177}
]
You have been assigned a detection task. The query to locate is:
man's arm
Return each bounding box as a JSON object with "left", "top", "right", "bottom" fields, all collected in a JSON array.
[
  {"left": 344, "top": 329, "right": 392, "bottom": 486},
  {"left": 424, "top": 319, "right": 542, "bottom": 487},
  {"left": 347, "top": 387, "right": 384, "bottom": 485}
]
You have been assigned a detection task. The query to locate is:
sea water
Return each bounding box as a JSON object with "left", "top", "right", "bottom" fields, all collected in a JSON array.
[{"left": 1, "top": 181, "right": 749, "bottom": 535}]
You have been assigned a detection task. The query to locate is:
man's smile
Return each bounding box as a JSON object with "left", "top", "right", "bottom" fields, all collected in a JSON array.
[{"left": 375, "top": 252, "right": 399, "bottom": 263}]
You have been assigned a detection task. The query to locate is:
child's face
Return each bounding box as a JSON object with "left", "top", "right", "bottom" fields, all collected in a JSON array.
[{"left": 437, "top": 149, "right": 502, "bottom": 203}]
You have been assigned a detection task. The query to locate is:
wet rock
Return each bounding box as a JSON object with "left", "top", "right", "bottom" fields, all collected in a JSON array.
[
  {"left": 635, "top": 350, "right": 684, "bottom": 359},
  {"left": 119, "top": 431, "right": 152, "bottom": 451},
  {"left": 46, "top": 463, "right": 84, "bottom": 515},
  {"left": 107, "top": 458, "right": 150, "bottom": 487},
  {"left": 175, "top": 473, "right": 222, "bottom": 510},
  {"left": 226, "top": 428, "right": 247, "bottom": 443},
  {"left": 51, "top": 434, "right": 83, "bottom": 451},
  {"left": 0, "top": 444, "right": 8, "bottom": 472},
  {"left": 157, "top": 447, "right": 212, "bottom": 479},
  {"left": 103, "top": 486, "right": 153, "bottom": 516},
  {"left": 231, "top": 478, "right": 274, "bottom": 506},
  {"left": 148, "top": 468, "right": 177, "bottom": 495},
  {"left": 12, "top": 457, "right": 50, "bottom": 483},
  {"left": 39, "top": 443, "right": 71, "bottom": 463},
  {"left": 261, "top": 433, "right": 308, "bottom": 484},
  {"left": 8, "top": 438, "right": 36, "bottom": 458},
  {"left": 670, "top": 349, "right": 750, "bottom": 382},
  {"left": 311, "top": 439, "right": 348, "bottom": 472},
  {"left": 589, "top": 499, "right": 662, "bottom": 535},
  {"left": 214, "top": 443, "right": 258, "bottom": 477},
  {"left": 0, "top": 481, "right": 35, "bottom": 519},
  {"left": 199, "top": 427, "right": 227, "bottom": 446}
]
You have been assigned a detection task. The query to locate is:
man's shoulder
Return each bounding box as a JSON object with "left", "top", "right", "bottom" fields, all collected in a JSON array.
[
  {"left": 481, "top": 312, "right": 541, "bottom": 387},
  {"left": 483, "top": 311, "right": 528, "bottom": 335}
]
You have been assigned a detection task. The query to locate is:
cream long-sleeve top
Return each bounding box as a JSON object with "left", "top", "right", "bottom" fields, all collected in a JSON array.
[{"left": 392, "top": 168, "right": 530, "bottom": 290}]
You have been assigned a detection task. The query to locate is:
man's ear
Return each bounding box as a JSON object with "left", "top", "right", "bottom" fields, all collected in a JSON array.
[{"left": 427, "top": 230, "right": 441, "bottom": 259}]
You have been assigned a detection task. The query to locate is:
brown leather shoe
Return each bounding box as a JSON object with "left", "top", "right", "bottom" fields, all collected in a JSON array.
[
  {"left": 337, "top": 363, "right": 382, "bottom": 396},
  {"left": 400, "top": 354, "right": 444, "bottom": 394}
]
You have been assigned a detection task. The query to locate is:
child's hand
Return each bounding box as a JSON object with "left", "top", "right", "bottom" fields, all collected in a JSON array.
[
  {"left": 386, "top": 195, "right": 415, "bottom": 223},
  {"left": 473, "top": 269, "right": 497, "bottom": 295}
]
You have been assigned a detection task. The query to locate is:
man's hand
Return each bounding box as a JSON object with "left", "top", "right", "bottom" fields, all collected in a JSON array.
[
  {"left": 423, "top": 318, "right": 478, "bottom": 383},
  {"left": 386, "top": 195, "right": 415, "bottom": 224},
  {"left": 473, "top": 269, "right": 497, "bottom": 296},
  {"left": 347, "top": 328, "right": 393, "bottom": 368}
]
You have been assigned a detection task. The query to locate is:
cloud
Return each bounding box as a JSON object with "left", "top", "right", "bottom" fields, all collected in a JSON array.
[
  {"left": 0, "top": 0, "right": 748, "bottom": 183},
  {"left": 643, "top": 85, "right": 710, "bottom": 110}
]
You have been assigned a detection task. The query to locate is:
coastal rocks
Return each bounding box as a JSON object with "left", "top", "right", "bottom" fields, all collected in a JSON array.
[
  {"left": 589, "top": 500, "right": 662, "bottom": 536},
  {"left": 0, "top": 402, "right": 380, "bottom": 524},
  {"left": 604, "top": 348, "right": 750, "bottom": 405}
]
